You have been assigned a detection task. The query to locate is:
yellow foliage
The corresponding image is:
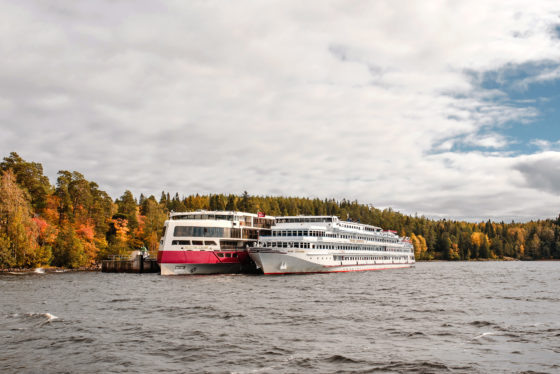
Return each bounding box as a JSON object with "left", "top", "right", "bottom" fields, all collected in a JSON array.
[
  {"left": 470, "top": 232, "right": 488, "bottom": 247},
  {"left": 411, "top": 233, "right": 427, "bottom": 259},
  {"left": 507, "top": 227, "right": 526, "bottom": 244}
]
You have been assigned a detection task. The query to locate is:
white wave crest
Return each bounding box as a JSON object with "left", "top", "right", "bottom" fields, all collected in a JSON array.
[
  {"left": 44, "top": 313, "right": 59, "bottom": 321},
  {"left": 472, "top": 332, "right": 496, "bottom": 340}
]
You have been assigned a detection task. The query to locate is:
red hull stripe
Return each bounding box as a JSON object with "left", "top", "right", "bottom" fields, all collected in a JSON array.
[
  {"left": 264, "top": 265, "right": 411, "bottom": 275},
  {"left": 158, "top": 250, "right": 250, "bottom": 264}
]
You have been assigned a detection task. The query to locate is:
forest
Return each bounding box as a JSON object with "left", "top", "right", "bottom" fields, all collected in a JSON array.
[{"left": 1, "top": 152, "right": 559, "bottom": 269}]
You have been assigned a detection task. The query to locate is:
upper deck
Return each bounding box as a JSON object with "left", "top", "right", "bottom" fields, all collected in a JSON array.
[
  {"left": 274, "top": 216, "right": 385, "bottom": 233},
  {"left": 268, "top": 215, "right": 403, "bottom": 243},
  {"left": 170, "top": 210, "right": 275, "bottom": 229}
]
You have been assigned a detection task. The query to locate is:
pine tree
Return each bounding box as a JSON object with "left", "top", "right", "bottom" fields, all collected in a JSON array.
[
  {"left": 0, "top": 152, "right": 52, "bottom": 212},
  {"left": 117, "top": 190, "right": 138, "bottom": 230}
]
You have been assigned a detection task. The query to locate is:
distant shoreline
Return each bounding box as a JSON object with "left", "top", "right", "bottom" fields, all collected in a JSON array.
[{"left": 0, "top": 266, "right": 100, "bottom": 273}]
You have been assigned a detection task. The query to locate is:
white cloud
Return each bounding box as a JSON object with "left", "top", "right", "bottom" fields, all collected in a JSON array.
[
  {"left": 464, "top": 133, "right": 510, "bottom": 149},
  {"left": 1, "top": 0, "right": 560, "bottom": 221},
  {"left": 531, "top": 139, "right": 560, "bottom": 151}
]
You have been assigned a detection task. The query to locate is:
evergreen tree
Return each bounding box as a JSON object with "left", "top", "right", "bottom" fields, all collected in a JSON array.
[
  {"left": 117, "top": 190, "right": 138, "bottom": 230},
  {"left": 0, "top": 152, "right": 52, "bottom": 212},
  {"left": 52, "top": 224, "right": 86, "bottom": 268}
]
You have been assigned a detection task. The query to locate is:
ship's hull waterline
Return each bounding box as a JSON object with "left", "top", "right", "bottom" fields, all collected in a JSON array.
[
  {"left": 249, "top": 249, "right": 414, "bottom": 275},
  {"left": 160, "top": 262, "right": 247, "bottom": 275}
]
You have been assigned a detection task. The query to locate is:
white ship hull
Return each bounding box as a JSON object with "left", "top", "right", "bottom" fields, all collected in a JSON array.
[
  {"left": 249, "top": 248, "right": 414, "bottom": 275},
  {"left": 160, "top": 262, "right": 246, "bottom": 275}
]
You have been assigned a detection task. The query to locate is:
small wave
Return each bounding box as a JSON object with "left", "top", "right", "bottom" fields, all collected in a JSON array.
[
  {"left": 472, "top": 332, "right": 496, "bottom": 340},
  {"left": 407, "top": 331, "right": 426, "bottom": 337},
  {"left": 110, "top": 298, "right": 131, "bottom": 303},
  {"left": 470, "top": 320, "right": 494, "bottom": 327},
  {"left": 366, "top": 360, "right": 452, "bottom": 373},
  {"left": 34, "top": 268, "right": 45, "bottom": 274},
  {"left": 68, "top": 336, "right": 95, "bottom": 343},
  {"left": 326, "top": 354, "right": 361, "bottom": 364},
  {"left": 24, "top": 312, "right": 59, "bottom": 323},
  {"left": 44, "top": 312, "right": 58, "bottom": 321},
  {"left": 221, "top": 313, "right": 245, "bottom": 319},
  {"left": 231, "top": 367, "right": 276, "bottom": 374},
  {"left": 434, "top": 331, "right": 454, "bottom": 336}
]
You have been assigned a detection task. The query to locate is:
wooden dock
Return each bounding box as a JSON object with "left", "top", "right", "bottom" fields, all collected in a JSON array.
[{"left": 102, "top": 255, "right": 160, "bottom": 273}]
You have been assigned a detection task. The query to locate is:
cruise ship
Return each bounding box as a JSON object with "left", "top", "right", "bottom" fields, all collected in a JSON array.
[
  {"left": 157, "top": 211, "right": 274, "bottom": 275},
  {"left": 249, "top": 216, "right": 414, "bottom": 274}
]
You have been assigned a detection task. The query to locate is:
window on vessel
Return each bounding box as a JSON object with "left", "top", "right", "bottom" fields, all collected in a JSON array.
[
  {"left": 225, "top": 253, "right": 231, "bottom": 258},
  {"left": 232, "top": 253, "right": 238, "bottom": 258},
  {"left": 205, "top": 241, "right": 217, "bottom": 246},
  {"left": 217, "top": 253, "right": 224, "bottom": 257},
  {"left": 192, "top": 240, "right": 203, "bottom": 245}
]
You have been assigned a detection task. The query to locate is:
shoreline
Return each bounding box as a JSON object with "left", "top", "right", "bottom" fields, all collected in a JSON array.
[
  {"left": 0, "top": 266, "right": 100, "bottom": 273},
  {"left": 4, "top": 258, "right": 560, "bottom": 272}
]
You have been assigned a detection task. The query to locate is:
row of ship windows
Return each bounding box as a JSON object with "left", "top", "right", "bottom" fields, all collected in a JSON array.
[
  {"left": 216, "top": 253, "right": 238, "bottom": 258},
  {"left": 333, "top": 255, "right": 411, "bottom": 261},
  {"left": 260, "top": 242, "right": 412, "bottom": 253},
  {"left": 268, "top": 230, "right": 398, "bottom": 243},
  {"left": 173, "top": 226, "right": 260, "bottom": 240},
  {"left": 171, "top": 240, "right": 217, "bottom": 246}
]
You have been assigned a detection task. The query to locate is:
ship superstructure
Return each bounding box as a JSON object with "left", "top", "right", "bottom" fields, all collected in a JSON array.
[
  {"left": 249, "top": 216, "right": 414, "bottom": 274},
  {"left": 157, "top": 211, "right": 274, "bottom": 275}
]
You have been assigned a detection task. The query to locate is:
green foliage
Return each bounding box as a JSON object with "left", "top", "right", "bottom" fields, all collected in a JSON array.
[
  {"left": 1, "top": 152, "right": 52, "bottom": 212},
  {"left": 116, "top": 190, "right": 138, "bottom": 231},
  {"left": 52, "top": 225, "right": 86, "bottom": 268}
]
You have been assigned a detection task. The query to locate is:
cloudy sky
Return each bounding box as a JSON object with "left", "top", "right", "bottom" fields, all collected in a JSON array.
[{"left": 1, "top": 1, "right": 560, "bottom": 221}]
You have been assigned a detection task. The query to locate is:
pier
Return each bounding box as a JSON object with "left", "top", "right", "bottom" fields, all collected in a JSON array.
[{"left": 102, "top": 254, "right": 160, "bottom": 273}]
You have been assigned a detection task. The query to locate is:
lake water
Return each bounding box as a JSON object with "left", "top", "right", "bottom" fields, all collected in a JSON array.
[{"left": 1, "top": 262, "right": 559, "bottom": 373}]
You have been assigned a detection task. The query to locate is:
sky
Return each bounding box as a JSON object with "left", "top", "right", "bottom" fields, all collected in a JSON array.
[{"left": 1, "top": 1, "right": 560, "bottom": 222}]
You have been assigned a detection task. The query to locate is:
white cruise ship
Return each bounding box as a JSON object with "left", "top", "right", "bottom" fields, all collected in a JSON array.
[{"left": 248, "top": 216, "right": 415, "bottom": 274}]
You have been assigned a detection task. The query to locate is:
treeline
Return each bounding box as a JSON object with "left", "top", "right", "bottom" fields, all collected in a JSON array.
[
  {"left": 1, "top": 152, "right": 560, "bottom": 268},
  {"left": 0, "top": 152, "right": 167, "bottom": 268},
  {"left": 160, "top": 191, "right": 560, "bottom": 261}
]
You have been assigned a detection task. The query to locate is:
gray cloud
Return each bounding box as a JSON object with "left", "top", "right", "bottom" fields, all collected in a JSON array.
[{"left": 514, "top": 154, "right": 560, "bottom": 195}]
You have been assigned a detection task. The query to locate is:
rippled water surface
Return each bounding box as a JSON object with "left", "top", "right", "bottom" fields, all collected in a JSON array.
[{"left": 1, "top": 262, "right": 560, "bottom": 373}]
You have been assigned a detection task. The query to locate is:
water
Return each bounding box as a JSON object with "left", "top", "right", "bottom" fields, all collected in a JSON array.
[{"left": 1, "top": 262, "right": 559, "bottom": 373}]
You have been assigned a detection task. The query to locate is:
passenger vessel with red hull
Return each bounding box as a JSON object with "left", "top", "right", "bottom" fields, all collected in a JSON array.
[
  {"left": 249, "top": 216, "right": 414, "bottom": 275},
  {"left": 157, "top": 211, "right": 274, "bottom": 275}
]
